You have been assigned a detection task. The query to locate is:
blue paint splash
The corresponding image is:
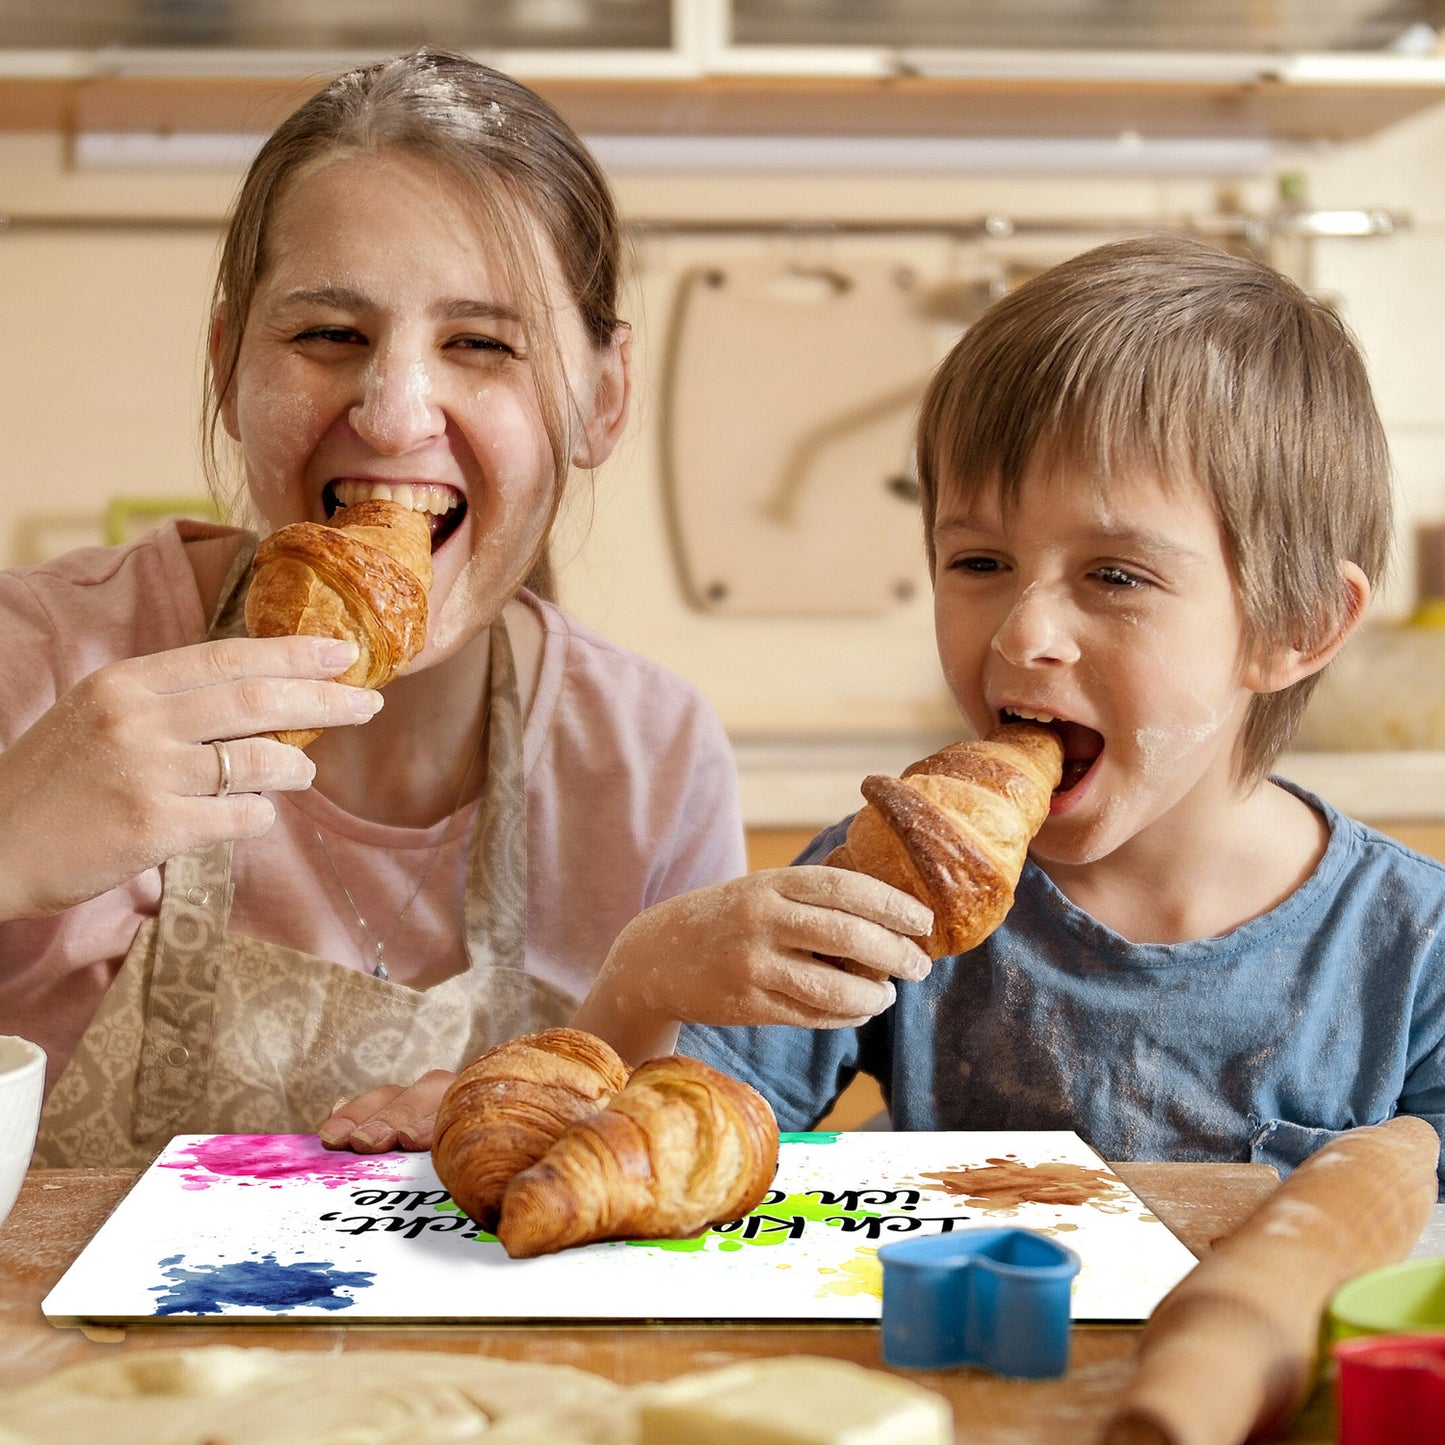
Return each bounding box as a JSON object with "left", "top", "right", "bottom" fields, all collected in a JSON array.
[{"left": 150, "top": 1252, "right": 375, "bottom": 1315}]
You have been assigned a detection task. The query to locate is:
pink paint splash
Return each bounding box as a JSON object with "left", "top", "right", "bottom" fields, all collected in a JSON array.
[{"left": 159, "top": 1135, "right": 411, "bottom": 1191}]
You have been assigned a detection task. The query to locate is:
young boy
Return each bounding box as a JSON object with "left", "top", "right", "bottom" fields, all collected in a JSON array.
[
  {"left": 346, "top": 234, "right": 1445, "bottom": 1189},
  {"left": 578, "top": 232, "right": 1445, "bottom": 1189}
]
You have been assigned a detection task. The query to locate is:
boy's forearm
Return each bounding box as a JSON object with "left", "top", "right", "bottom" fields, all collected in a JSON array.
[
  {"left": 572, "top": 908, "right": 684, "bottom": 1065},
  {"left": 571, "top": 988, "right": 680, "bottom": 1067}
]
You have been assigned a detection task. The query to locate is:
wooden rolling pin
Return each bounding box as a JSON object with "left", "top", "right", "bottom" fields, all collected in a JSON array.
[{"left": 1100, "top": 1115, "right": 1440, "bottom": 1445}]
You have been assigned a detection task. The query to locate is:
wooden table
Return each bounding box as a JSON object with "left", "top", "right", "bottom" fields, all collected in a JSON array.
[{"left": 0, "top": 1160, "right": 1340, "bottom": 1443}]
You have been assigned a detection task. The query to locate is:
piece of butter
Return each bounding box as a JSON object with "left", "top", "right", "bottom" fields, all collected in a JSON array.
[{"left": 636, "top": 1355, "right": 952, "bottom": 1445}]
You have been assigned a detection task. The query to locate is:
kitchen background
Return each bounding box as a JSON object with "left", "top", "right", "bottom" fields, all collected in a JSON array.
[{"left": 5, "top": 0, "right": 1445, "bottom": 868}]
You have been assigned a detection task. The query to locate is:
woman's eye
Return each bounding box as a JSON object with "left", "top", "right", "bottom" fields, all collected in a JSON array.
[
  {"left": 294, "top": 326, "right": 364, "bottom": 346},
  {"left": 452, "top": 335, "right": 519, "bottom": 357}
]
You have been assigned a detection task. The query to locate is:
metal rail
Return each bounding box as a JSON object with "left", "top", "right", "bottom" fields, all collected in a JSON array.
[{"left": 0, "top": 208, "right": 1405, "bottom": 239}]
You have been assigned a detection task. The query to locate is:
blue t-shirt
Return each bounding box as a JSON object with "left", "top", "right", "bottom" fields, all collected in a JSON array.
[{"left": 682, "top": 781, "right": 1445, "bottom": 1190}]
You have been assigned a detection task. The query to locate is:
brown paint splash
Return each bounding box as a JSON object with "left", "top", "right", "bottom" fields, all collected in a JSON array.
[{"left": 917, "top": 1158, "right": 1124, "bottom": 1209}]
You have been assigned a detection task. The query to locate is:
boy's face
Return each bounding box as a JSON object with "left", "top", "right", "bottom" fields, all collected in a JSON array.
[{"left": 932, "top": 458, "right": 1266, "bottom": 867}]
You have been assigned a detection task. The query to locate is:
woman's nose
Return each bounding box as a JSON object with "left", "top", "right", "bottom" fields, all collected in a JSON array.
[
  {"left": 991, "top": 583, "right": 1081, "bottom": 668},
  {"left": 348, "top": 349, "right": 445, "bottom": 452}
]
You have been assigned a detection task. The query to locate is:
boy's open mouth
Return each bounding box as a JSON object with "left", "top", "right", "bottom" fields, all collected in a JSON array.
[
  {"left": 1000, "top": 708, "right": 1104, "bottom": 793},
  {"left": 325, "top": 479, "right": 467, "bottom": 552}
]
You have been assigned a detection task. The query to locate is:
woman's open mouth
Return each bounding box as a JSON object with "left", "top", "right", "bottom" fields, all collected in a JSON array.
[
  {"left": 1000, "top": 708, "right": 1104, "bottom": 793},
  {"left": 325, "top": 479, "right": 467, "bottom": 552}
]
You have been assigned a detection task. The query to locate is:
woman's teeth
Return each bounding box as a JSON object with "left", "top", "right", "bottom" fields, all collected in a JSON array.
[
  {"left": 331, "top": 479, "right": 459, "bottom": 517},
  {"left": 1004, "top": 708, "right": 1060, "bottom": 724}
]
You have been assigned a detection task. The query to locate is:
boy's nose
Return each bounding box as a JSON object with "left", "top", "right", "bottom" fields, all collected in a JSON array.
[
  {"left": 991, "top": 584, "right": 1081, "bottom": 668},
  {"left": 348, "top": 349, "right": 445, "bottom": 453}
]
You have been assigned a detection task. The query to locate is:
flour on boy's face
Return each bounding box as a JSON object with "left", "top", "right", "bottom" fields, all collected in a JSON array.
[{"left": 931, "top": 462, "right": 1260, "bottom": 868}]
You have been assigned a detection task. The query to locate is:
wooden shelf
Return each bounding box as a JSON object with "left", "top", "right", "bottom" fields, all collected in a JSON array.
[
  {"left": 2, "top": 69, "right": 1444, "bottom": 143},
  {"left": 734, "top": 739, "right": 1445, "bottom": 829}
]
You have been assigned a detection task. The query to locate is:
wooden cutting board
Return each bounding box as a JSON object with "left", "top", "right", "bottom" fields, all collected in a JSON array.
[
  {"left": 43, "top": 1131, "right": 1198, "bottom": 1327},
  {"left": 661, "top": 257, "right": 941, "bottom": 615}
]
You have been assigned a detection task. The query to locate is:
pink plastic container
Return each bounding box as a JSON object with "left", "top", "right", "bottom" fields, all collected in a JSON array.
[{"left": 1332, "top": 1334, "right": 1445, "bottom": 1445}]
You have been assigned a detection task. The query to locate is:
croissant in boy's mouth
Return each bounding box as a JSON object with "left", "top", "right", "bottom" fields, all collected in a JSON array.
[{"left": 825, "top": 722, "right": 1063, "bottom": 958}]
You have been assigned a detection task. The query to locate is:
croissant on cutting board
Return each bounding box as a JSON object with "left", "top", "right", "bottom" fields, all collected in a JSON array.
[
  {"left": 497, "top": 1052, "right": 780, "bottom": 1259},
  {"left": 244, "top": 498, "right": 433, "bottom": 748},
  {"left": 431, "top": 1028, "right": 631, "bottom": 1234},
  {"left": 826, "top": 721, "right": 1062, "bottom": 958},
  {"left": 431, "top": 1028, "right": 780, "bottom": 1258}
]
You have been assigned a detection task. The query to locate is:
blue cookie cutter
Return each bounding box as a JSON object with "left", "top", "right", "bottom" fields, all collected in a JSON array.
[{"left": 878, "top": 1226, "right": 1081, "bottom": 1378}]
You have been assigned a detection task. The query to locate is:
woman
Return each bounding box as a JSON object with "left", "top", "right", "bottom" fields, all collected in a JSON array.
[{"left": 5, "top": 49, "right": 743, "bottom": 1166}]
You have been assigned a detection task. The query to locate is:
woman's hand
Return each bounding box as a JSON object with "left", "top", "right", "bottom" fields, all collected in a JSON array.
[
  {"left": 573, "top": 866, "right": 935, "bottom": 1064},
  {"left": 318, "top": 1069, "right": 456, "bottom": 1153},
  {"left": 0, "top": 634, "right": 382, "bottom": 922}
]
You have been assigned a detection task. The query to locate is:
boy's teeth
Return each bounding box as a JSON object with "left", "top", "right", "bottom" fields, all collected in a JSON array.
[
  {"left": 333, "top": 480, "right": 458, "bottom": 515},
  {"left": 1007, "top": 708, "right": 1059, "bottom": 723}
]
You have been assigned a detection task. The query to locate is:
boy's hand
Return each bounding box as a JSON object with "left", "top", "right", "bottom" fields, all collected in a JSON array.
[
  {"left": 318, "top": 1068, "right": 456, "bottom": 1153},
  {"left": 574, "top": 867, "right": 934, "bottom": 1062}
]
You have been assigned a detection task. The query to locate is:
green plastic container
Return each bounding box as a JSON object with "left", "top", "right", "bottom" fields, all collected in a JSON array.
[{"left": 1328, "top": 1258, "right": 1445, "bottom": 1343}]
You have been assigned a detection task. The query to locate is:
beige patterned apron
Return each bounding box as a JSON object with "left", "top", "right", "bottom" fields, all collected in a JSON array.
[{"left": 35, "top": 544, "right": 570, "bottom": 1167}]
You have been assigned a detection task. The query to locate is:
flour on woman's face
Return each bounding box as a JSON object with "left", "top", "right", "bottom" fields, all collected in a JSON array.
[{"left": 223, "top": 147, "right": 602, "bottom": 669}]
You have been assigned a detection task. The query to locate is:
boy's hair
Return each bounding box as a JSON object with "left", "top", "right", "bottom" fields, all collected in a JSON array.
[{"left": 916, "top": 232, "right": 1393, "bottom": 784}]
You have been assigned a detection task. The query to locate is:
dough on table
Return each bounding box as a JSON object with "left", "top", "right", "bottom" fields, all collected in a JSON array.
[
  {"left": 0, "top": 1347, "right": 953, "bottom": 1445},
  {"left": 0, "top": 1347, "right": 631, "bottom": 1444},
  {"left": 637, "top": 1355, "right": 952, "bottom": 1445}
]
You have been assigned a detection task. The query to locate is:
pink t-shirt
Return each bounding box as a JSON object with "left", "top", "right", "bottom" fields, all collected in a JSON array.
[{"left": 0, "top": 523, "right": 746, "bottom": 1091}]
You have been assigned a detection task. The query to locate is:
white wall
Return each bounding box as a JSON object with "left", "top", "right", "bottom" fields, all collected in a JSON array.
[
  {"left": 0, "top": 109, "right": 1434, "bottom": 743},
  {"left": 1294, "top": 103, "right": 1445, "bottom": 614}
]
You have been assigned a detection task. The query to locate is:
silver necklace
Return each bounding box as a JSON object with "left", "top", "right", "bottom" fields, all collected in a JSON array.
[{"left": 302, "top": 719, "right": 488, "bottom": 981}]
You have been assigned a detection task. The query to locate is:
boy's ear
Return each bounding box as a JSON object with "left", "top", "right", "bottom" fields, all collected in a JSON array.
[
  {"left": 1244, "top": 560, "right": 1371, "bottom": 694},
  {"left": 571, "top": 323, "right": 632, "bottom": 469},
  {"left": 209, "top": 310, "right": 241, "bottom": 442}
]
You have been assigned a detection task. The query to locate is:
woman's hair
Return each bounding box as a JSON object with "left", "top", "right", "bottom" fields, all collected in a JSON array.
[
  {"left": 916, "top": 231, "right": 1393, "bottom": 784},
  {"left": 203, "top": 47, "right": 626, "bottom": 599}
]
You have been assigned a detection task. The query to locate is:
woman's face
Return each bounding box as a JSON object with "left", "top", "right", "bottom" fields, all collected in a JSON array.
[{"left": 219, "top": 147, "right": 626, "bottom": 663}]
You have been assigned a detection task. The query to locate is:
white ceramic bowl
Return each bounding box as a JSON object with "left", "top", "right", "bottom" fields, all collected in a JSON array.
[{"left": 0, "top": 1036, "right": 45, "bottom": 1231}]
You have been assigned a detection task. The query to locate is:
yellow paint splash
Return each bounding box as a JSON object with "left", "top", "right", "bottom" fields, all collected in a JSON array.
[{"left": 816, "top": 1248, "right": 882, "bottom": 1300}]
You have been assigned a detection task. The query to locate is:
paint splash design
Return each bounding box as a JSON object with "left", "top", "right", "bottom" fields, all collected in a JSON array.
[
  {"left": 817, "top": 1248, "right": 881, "bottom": 1300},
  {"left": 150, "top": 1252, "right": 375, "bottom": 1315},
  {"left": 160, "top": 1134, "right": 410, "bottom": 1191},
  {"left": 432, "top": 1189, "right": 883, "bottom": 1258},
  {"left": 913, "top": 1157, "right": 1126, "bottom": 1213},
  {"left": 623, "top": 1190, "right": 883, "bottom": 1255}
]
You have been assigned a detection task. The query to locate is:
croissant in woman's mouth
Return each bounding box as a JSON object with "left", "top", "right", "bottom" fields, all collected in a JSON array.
[{"left": 326, "top": 479, "right": 467, "bottom": 550}]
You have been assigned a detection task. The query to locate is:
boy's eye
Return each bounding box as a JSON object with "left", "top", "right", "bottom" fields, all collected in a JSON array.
[
  {"left": 950, "top": 555, "right": 1002, "bottom": 575},
  {"left": 1092, "top": 565, "right": 1146, "bottom": 588}
]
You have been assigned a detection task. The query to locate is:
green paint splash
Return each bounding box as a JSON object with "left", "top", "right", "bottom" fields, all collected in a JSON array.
[
  {"left": 429, "top": 1188, "right": 882, "bottom": 1255},
  {"left": 431, "top": 1135, "right": 875, "bottom": 1256},
  {"left": 432, "top": 1197, "right": 497, "bottom": 1243},
  {"left": 625, "top": 1191, "right": 880, "bottom": 1255}
]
